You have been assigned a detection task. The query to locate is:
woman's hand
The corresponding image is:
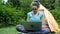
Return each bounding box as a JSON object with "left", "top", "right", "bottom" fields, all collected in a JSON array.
[{"left": 42, "top": 25, "right": 49, "bottom": 28}]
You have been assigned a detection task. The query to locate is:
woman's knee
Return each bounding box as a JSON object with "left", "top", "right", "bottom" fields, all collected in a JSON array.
[
  {"left": 42, "top": 28, "right": 50, "bottom": 33},
  {"left": 16, "top": 25, "right": 25, "bottom": 32}
]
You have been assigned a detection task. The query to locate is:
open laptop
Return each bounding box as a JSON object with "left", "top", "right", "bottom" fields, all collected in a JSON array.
[{"left": 21, "top": 22, "right": 42, "bottom": 32}]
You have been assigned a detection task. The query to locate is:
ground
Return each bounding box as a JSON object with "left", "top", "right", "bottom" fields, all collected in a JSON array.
[
  {"left": 0, "top": 26, "right": 18, "bottom": 34},
  {"left": 0, "top": 23, "right": 60, "bottom": 34}
]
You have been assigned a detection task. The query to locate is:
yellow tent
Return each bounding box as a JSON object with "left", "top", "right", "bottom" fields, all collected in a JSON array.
[{"left": 39, "top": 4, "right": 60, "bottom": 33}]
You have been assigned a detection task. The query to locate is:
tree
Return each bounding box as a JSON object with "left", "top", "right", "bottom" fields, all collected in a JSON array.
[
  {"left": 8, "top": 0, "right": 21, "bottom": 9},
  {"left": 47, "top": 0, "right": 55, "bottom": 10},
  {"left": 58, "top": 0, "right": 60, "bottom": 6}
]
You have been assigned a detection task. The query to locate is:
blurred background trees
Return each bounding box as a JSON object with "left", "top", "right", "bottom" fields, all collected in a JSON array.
[{"left": 0, "top": 0, "right": 60, "bottom": 27}]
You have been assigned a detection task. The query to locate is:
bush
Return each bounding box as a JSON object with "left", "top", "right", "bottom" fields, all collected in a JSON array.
[
  {"left": 50, "top": 8, "right": 60, "bottom": 23},
  {"left": 0, "top": 0, "right": 32, "bottom": 27},
  {"left": 0, "top": 5, "right": 22, "bottom": 27},
  {"left": 0, "top": 0, "right": 60, "bottom": 27}
]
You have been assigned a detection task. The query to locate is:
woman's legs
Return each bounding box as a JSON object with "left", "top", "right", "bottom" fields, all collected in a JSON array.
[
  {"left": 41, "top": 28, "right": 50, "bottom": 34},
  {"left": 16, "top": 25, "right": 25, "bottom": 32},
  {"left": 16, "top": 25, "right": 50, "bottom": 34},
  {"left": 16, "top": 25, "right": 26, "bottom": 34}
]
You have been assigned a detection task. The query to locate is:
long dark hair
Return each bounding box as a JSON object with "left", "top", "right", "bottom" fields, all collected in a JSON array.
[{"left": 31, "top": 0, "right": 40, "bottom": 8}]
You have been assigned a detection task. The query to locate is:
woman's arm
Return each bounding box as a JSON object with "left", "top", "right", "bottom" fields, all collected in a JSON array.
[
  {"left": 41, "top": 15, "right": 49, "bottom": 28},
  {"left": 27, "top": 16, "right": 30, "bottom": 22},
  {"left": 41, "top": 15, "right": 46, "bottom": 24}
]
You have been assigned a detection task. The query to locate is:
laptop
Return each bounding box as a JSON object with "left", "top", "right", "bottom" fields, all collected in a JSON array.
[{"left": 21, "top": 22, "right": 42, "bottom": 32}]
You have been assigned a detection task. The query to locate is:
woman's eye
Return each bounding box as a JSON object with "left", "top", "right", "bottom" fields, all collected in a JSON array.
[{"left": 32, "top": 8, "right": 37, "bottom": 10}]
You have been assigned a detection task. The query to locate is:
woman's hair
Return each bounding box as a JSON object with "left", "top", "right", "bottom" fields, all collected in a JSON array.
[{"left": 31, "top": 0, "right": 40, "bottom": 8}]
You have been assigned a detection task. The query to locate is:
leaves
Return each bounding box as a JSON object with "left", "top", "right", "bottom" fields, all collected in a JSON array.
[{"left": 0, "top": 0, "right": 60, "bottom": 27}]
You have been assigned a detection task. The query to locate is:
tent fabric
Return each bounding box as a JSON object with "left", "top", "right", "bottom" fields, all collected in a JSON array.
[{"left": 38, "top": 4, "right": 60, "bottom": 33}]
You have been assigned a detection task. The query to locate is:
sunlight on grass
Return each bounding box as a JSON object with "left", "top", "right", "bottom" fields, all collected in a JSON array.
[{"left": 0, "top": 26, "right": 18, "bottom": 34}]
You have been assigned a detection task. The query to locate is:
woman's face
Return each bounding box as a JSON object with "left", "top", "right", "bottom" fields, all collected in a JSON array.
[{"left": 32, "top": 6, "right": 38, "bottom": 12}]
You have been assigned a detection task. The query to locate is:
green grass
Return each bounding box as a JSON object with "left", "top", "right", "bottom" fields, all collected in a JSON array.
[
  {"left": 0, "top": 26, "right": 18, "bottom": 34},
  {"left": 0, "top": 23, "right": 60, "bottom": 34}
]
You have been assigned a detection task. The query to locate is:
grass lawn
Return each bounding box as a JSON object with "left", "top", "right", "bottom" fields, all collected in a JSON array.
[
  {"left": 0, "top": 26, "right": 18, "bottom": 34},
  {"left": 0, "top": 23, "right": 60, "bottom": 34}
]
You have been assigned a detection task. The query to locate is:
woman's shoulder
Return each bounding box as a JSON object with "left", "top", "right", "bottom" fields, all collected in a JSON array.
[
  {"left": 39, "top": 11, "right": 44, "bottom": 15},
  {"left": 38, "top": 11, "right": 44, "bottom": 17},
  {"left": 27, "top": 11, "right": 32, "bottom": 15}
]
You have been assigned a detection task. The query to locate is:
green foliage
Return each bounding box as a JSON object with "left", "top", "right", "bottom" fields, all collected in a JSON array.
[
  {"left": 50, "top": 8, "right": 60, "bottom": 23},
  {"left": 0, "top": 0, "right": 60, "bottom": 27},
  {"left": 0, "top": 0, "right": 32, "bottom": 27},
  {"left": 8, "top": 0, "right": 20, "bottom": 7},
  {"left": 40, "top": 0, "right": 55, "bottom": 10},
  {"left": 0, "top": 5, "right": 22, "bottom": 27}
]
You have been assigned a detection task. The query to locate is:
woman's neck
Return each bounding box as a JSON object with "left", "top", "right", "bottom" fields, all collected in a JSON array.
[
  {"left": 33, "top": 11, "right": 38, "bottom": 15},
  {"left": 32, "top": 11, "right": 39, "bottom": 17},
  {"left": 34, "top": 12, "right": 37, "bottom": 15}
]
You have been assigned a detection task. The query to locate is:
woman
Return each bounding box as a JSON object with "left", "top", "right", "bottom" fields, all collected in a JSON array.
[
  {"left": 27, "top": 0, "right": 50, "bottom": 34},
  {"left": 16, "top": 0, "right": 50, "bottom": 34},
  {"left": 32, "top": 0, "right": 60, "bottom": 33}
]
